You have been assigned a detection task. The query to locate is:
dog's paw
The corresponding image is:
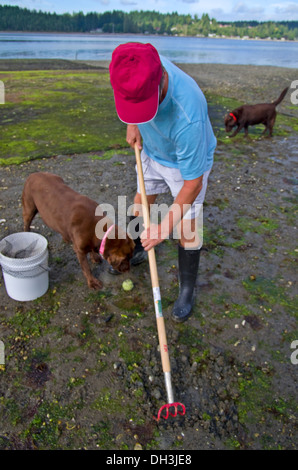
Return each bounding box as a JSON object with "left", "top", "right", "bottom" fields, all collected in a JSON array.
[{"left": 88, "top": 278, "right": 103, "bottom": 290}]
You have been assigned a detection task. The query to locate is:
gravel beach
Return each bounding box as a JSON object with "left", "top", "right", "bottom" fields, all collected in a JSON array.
[{"left": 0, "top": 59, "right": 297, "bottom": 451}]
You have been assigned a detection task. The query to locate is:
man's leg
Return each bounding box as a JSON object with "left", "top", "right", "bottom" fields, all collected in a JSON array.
[{"left": 171, "top": 216, "right": 202, "bottom": 323}]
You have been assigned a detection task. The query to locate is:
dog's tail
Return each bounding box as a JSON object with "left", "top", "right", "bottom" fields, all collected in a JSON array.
[{"left": 273, "top": 87, "right": 288, "bottom": 106}]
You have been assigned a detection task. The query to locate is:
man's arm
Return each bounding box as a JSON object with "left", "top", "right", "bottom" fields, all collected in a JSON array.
[
  {"left": 141, "top": 176, "right": 203, "bottom": 251},
  {"left": 126, "top": 124, "right": 142, "bottom": 149}
]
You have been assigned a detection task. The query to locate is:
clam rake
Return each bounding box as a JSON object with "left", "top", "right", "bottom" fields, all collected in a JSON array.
[{"left": 134, "top": 144, "right": 186, "bottom": 422}]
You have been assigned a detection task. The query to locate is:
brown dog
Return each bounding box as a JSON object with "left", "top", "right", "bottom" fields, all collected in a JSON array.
[
  {"left": 224, "top": 87, "right": 288, "bottom": 137},
  {"left": 22, "top": 172, "right": 135, "bottom": 290}
]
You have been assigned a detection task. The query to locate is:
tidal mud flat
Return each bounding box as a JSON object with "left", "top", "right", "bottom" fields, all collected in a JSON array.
[{"left": 0, "top": 60, "right": 297, "bottom": 450}]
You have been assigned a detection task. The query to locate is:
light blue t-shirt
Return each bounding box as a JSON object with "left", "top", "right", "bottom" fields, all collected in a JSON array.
[{"left": 138, "top": 57, "right": 216, "bottom": 180}]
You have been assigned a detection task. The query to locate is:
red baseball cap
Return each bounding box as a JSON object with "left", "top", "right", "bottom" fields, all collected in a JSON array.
[{"left": 109, "top": 42, "right": 163, "bottom": 124}]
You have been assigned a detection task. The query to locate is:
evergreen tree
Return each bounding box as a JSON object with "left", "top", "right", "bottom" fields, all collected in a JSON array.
[{"left": 0, "top": 6, "right": 296, "bottom": 39}]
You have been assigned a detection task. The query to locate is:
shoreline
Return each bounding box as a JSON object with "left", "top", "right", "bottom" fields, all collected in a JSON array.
[
  {"left": 0, "top": 30, "right": 297, "bottom": 43},
  {"left": 0, "top": 58, "right": 296, "bottom": 74}
]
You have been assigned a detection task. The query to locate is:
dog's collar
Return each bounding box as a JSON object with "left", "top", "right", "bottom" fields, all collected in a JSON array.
[
  {"left": 99, "top": 224, "right": 115, "bottom": 258},
  {"left": 229, "top": 112, "right": 237, "bottom": 122}
]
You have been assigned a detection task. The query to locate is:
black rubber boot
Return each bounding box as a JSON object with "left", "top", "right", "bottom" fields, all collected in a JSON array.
[
  {"left": 171, "top": 244, "right": 201, "bottom": 323},
  {"left": 108, "top": 216, "right": 147, "bottom": 275},
  {"left": 128, "top": 215, "right": 147, "bottom": 266},
  {"left": 131, "top": 236, "right": 147, "bottom": 265}
]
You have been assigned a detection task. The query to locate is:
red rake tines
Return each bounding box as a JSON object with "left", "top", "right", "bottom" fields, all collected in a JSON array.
[{"left": 154, "top": 402, "right": 186, "bottom": 421}]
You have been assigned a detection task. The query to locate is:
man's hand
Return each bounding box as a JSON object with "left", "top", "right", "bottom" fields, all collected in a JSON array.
[
  {"left": 140, "top": 223, "right": 167, "bottom": 251},
  {"left": 127, "top": 125, "right": 142, "bottom": 149}
]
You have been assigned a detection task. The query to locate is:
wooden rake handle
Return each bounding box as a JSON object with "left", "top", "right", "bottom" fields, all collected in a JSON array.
[{"left": 134, "top": 144, "right": 171, "bottom": 377}]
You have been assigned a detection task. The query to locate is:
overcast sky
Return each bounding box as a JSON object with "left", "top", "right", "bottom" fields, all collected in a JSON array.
[{"left": 2, "top": 0, "right": 298, "bottom": 21}]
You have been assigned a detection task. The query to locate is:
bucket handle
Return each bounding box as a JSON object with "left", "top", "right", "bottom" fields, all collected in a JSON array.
[{"left": 1, "top": 262, "right": 50, "bottom": 279}]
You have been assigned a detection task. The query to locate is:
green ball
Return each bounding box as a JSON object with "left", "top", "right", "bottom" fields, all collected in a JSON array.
[{"left": 122, "top": 279, "right": 134, "bottom": 291}]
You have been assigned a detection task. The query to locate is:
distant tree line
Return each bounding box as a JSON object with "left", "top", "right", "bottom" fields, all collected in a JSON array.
[{"left": 0, "top": 6, "right": 297, "bottom": 40}]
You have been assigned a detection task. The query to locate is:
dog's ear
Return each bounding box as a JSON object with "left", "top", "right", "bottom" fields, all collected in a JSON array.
[
  {"left": 104, "top": 236, "right": 134, "bottom": 270},
  {"left": 104, "top": 231, "right": 135, "bottom": 257},
  {"left": 224, "top": 113, "right": 235, "bottom": 127},
  {"left": 106, "top": 248, "right": 124, "bottom": 268},
  {"left": 235, "top": 108, "right": 242, "bottom": 119}
]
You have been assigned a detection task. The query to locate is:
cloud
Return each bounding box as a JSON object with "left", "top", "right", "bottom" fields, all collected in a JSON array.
[
  {"left": 232, "top": 1, "right": 264, "bottom": 16},
  {"left": 274, "top": 3, "right": 298, "bottom": 15},
  {"left": 182, "top": 0, "right": 199, "bottom": 4},
  {"left": 120, "top": 0, "right": 138, "bottom": 4},
  {"left": 210, "top": 4, "right": 265, "bottom": 21},
  {"left": 210, "top": 8, "right": 225, "bottom": 19}
]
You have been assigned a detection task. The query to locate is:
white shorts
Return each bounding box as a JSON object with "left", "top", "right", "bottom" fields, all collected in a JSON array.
[{"left": 136, "top": 150, "right": 211, "bottom": 220}]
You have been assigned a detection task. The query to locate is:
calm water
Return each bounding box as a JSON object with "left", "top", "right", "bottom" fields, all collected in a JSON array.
[{"left": 0, "top": 32, "right": 297, "bottom": 68}]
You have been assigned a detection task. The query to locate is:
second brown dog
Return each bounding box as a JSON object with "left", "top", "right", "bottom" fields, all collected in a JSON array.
[
  {"left": 224, "top": 87, "right": 288, "bottom": 137},
  {"left": 22, "top": 172, "right": 135, "bottom": 290}
]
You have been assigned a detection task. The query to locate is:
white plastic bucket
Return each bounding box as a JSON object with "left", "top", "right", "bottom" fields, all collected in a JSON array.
[{"left": 0, "top": 232, "right": 49, "bottom": 301}]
